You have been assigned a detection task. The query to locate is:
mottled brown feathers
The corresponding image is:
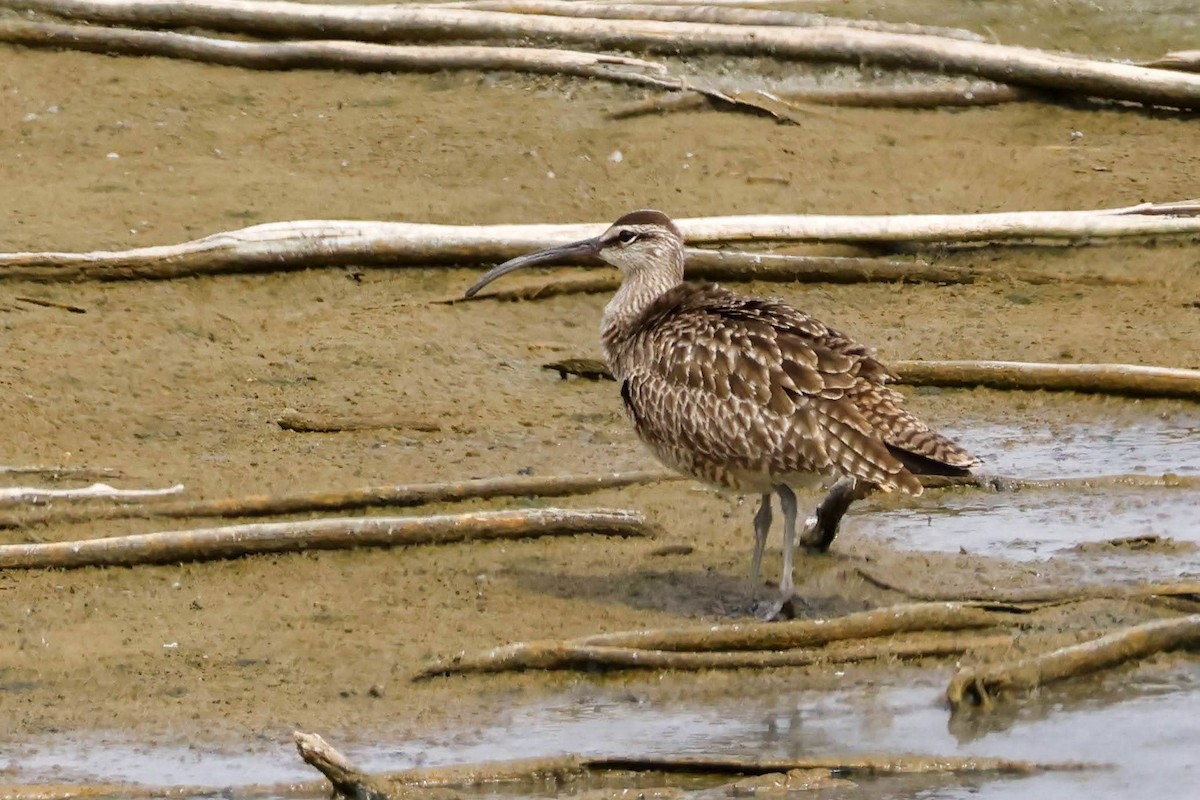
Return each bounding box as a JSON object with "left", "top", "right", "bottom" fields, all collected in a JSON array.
[{"left": 606, "top": 282, "right": 978, "bottom": 494}]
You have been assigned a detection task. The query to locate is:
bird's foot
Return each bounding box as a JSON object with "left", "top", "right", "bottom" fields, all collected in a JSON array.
[{"left": 752, "top": 593, "right": 800, "bottom": 621}]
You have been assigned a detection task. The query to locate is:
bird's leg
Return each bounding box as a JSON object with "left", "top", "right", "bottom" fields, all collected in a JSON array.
[
  {"left": 749, "top": 493, "right": 773, "bottom": 594},
  {"left": 798, "top": 477, "right": 872, "bottom": 552},
  {"left": 776, "top": 484, "right": 799, "bottom": 599}
]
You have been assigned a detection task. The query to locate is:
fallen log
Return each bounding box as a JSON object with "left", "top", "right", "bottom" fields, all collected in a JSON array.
[
  {"left": 2, "top": 202, "right": 1197, "bottom": 282},
  {"left": 293, "top": 730, "right": 1097, "bottom": 800},
  {"left": 538, "top": 357, "right": 1200, "bottom": 401},
  {"left": 946, "top": 614, "right": 1200, "bottom": 710},
  {"left": 417, "top": 601, "right": 1023, "bottom": 677},
  {"left": 0, "top": 507, "right": 653, "bottom": 569},
  {"left": 0, "top": 470, "right": 677, "bottom": 530},
  {"left": 6, "top": 0, "right": 1200, "bottom": 107}
]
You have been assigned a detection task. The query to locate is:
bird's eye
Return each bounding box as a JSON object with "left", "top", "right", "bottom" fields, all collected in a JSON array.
[{"left": 616, "top": 230, "right": 639, "bottom": 244}]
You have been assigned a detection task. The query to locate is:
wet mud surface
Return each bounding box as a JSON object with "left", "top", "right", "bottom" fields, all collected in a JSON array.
[{"left": 1, "top": 0, "right": 1199, "bottom": 794}]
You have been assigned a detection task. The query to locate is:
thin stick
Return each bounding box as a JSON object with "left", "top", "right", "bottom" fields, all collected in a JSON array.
[
  {"left": 425, "top": 1, "right": 987, "bottom": 42},
  {"left": 416, "top": 601, "right": 1022, "bottom": 677},
  {"left": 276, "top": 410, "right": 445, "bottom": 432},
  {"left": 6, "top": 0, "right": 1200, "bottom": 107},
  {"left": 2, "top": 201, "right": 1197, "bottom": 283},
  {"left": 854, "top": 565, "right": 1200, "bottom": 606},
  {"left": 0, "top": 465, "right": 122, "bottom": 480},
  {"left": 0, "top": 482, "right": 183, "bottom": 504},
  {"left": 0, "top": 18, "right": 674, "bottom": 87},
  {"left": 611, "top": 82, "right": 1032, "bottom": 117},
  {"left": 293, "top": 730, "right": 1096, "bottom": 798},
  {"left": 537, "top": 357, "right": 1200, "bottom": 401},
  {"left": 947, "top": 615, "right": 1200, "bottom": 710},
  {"left": 0, "top": 508, "right": 653, "bottom": 570},
  {"left": 13, "top": 295, "right": 87, "bottom": 313},
  {"left": 0, "top": 470, "right": 677, "bottom": 530},
  {"left": 891, "top": 359, "right": 1200, "bottom": 401}
]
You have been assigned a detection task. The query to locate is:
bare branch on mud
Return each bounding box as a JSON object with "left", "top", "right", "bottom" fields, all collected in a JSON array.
[
  {"left": 611, "top": 82, "right": 1032, "bottom": 117},
  {"left": 0, "top": 465, "right": 122, "bottom": 480},
  {"left": 0, "top": 508, "right": 654, "bottom": 570},
  {"left": 0, "top": 471, "right": 676, "bottom": 530},
  {"left": 416, "top": 601, "right": 1024, "bottom": 678},
  {"left": 854, "top": 565, "right": 1200, "bottom": 607},
  {"left": 425, "top": 0, "right": 987, "bottom": 42},
  {"left": 276, "top": 409, "right": 447, "bottom": 432},
  {"left": 1, "top": 202, "right": 1197, "bottom": 283},
  {"left": 5, "top": 0, "right": 1200, "bottom": 107},
  {"left": 0, "top": 19, "right": 676, "bottom": 87},
  {"left": 891, "top": 359, "right": 1200, "bottom": 401},
  {"left": 538, "top": 357, "right": 1200, "bottom": 402},
  {"left": 946, "top": 615, "right": 1200, "bottom": 711},
  {"left": 294, "top": 729, "right": 1097, "bottom": 800},
  {"left": 13, "top": 295, "right": 88, "bottom": 313},
  {"left": 1140, "top": 50, "right": 1200, "bottom": 73},
  {"left": 0, "top": 482, "right": 183, "bottom": 504},
  {"left": 441, "top": 251, "right": 1140, "bottom": 303},
  {"left": 414, "top": 631, "right": 1013, "bottom": 676}
]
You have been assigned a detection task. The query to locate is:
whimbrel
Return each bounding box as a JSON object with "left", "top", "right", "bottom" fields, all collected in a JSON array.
[{"left": 465, "top": 210, "right": 979, "bottom": 615}]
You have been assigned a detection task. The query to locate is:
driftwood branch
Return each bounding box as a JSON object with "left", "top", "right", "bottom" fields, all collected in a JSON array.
[
  {"left": 6, "top": 0, "right": 1200, "bottom": 107},
  {"left": 1141, "top": 50, "right": 1200, "bottom": 73},
  {"left": 414, "top": 631, "right": 1012, "bottom": 676},
  {"left": 854, "top": 566, "right": 1200, "bottom": 607},
  {"left": 0, "top": 508, "right": 653, "bottom": 570},
  {"left": 892, "top": 359, "right": 1200, "bottom": 401},
  {"left": 611, "top": 82, "right": 1032, "bottom": 117},
  {"left": 2, "top": 202, "right": 1197, "bottom": 283},
  {"left": 0, "top": 464, "right": 122, "bottom": 480},
  {"left": 0, "top": 19, "right": 674, "bottom": 88},
  {"left": 444, "top": 251, "right": 1138, "bottom": 303},
  {"left": 0, "top": 482, "right": 182, "bottom": 504},
  {"left": 428, "top": 0, "right": 987, "bottom": 42},
  {"left": 293, "top": 730, "right": 1096, "bottom": 800},
  {"left": 417, "top": 601, "right": 1022, "bottom": 678},
  {"left": 539, "top": 357, "right": 1200, "bottom": 402},
  {"left": 947, "top": 615, "right": 1200, "bottom": 711},
  {"left": 0, "top": 470, "right": 676, "bottom": 530}
]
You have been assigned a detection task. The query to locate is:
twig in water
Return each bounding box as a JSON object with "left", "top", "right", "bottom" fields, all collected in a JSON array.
[
  {"left": 0, "top": 508, "right": 654, "bottom": 570},
  {"left": 946, "top": 614, "right": 1200, "bottom": 711},
  {"left": 0, "top": 470, "right": 678, "bottom": 530},
  {"left": 293, "top": 730, "right": 1099, "bottom": 800}
]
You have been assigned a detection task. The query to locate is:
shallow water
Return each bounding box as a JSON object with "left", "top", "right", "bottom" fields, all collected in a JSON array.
[{"left": 8, "top": 664, "right": 1200, "bottom": 799}]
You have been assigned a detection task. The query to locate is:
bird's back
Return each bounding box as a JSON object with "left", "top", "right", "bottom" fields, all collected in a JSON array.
[{"left": 603, "top": 283, "right": 977, "bottom": 494}]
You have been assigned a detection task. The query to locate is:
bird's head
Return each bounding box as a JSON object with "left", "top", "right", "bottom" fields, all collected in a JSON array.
[{"left": 464, "top": 209, "right": 684, "bottom": 298}]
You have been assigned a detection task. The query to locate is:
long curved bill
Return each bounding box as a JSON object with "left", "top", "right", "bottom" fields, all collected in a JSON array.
[{"left": 463, "top": 237, "right": 603, "bottom": 298}]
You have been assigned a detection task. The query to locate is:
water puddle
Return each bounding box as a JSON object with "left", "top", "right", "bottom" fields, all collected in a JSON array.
[
  {"left": 855, "top": 419, "right": 1200, "bottom": 573},
  {"left": 7, "top": 666, "right": 1199, "bottom": 800}
]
